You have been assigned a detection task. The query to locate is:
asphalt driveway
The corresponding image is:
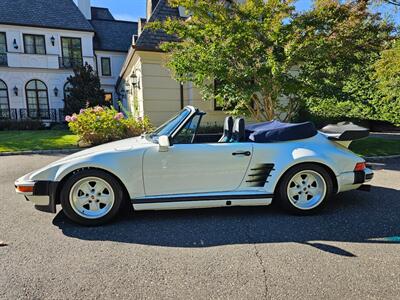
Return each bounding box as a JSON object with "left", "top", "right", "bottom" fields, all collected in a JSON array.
[{"left": 0, "top": 154, "right": 399, "bottom": 299}]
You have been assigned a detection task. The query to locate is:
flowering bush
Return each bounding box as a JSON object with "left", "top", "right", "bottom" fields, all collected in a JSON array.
[{"left": 66, "top": 106, "right": 152, "bottom": 146}]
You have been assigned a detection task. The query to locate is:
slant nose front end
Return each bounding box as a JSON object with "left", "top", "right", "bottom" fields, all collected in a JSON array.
[{"left": 15, "top": 174, "right": 58, "bottom": 212}]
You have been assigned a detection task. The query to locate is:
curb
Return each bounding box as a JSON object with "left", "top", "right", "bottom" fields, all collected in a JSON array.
[
  {"left": 0, "top": 148, "right": 80, "bottom": 156},
  {"left": 363, "top": 154, "right": 400, "bottom": 161}
]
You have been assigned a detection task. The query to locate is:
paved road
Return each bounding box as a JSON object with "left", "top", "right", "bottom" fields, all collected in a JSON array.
[{"left": 0, "top": 155, "right": 399, "bottom": 300}]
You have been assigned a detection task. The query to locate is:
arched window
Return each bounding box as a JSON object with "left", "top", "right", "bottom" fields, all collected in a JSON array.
[
  {"left": 63, "top": 82, "right": 72, "bottom": 101},
  {"left": 25, "top": 79, "right": 49, "bottom": 119},
  {"left": 0, "top": 80, "right": 10, "bottom": 119}
]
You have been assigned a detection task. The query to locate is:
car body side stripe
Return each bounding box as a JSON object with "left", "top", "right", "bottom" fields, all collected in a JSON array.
[{"left": 132, "top": 193, "right": 274, "bottom": 204}]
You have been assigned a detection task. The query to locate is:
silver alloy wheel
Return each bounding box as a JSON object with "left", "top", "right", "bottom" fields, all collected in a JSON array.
[
  {"left": 286, "top": 170, "right": 327, "bottom": 210},
  {"left": 69, "top": 176, "right": 115, "bottom": 219}
]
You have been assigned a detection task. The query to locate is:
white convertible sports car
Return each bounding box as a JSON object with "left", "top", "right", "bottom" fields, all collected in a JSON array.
[{"left": 15, "top": 106, "right": 373, "bottom": 225}]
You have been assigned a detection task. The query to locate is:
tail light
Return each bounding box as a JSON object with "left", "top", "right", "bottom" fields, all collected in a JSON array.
[{"left": 354, "top": 162, "right": 366, "bottom": 171}]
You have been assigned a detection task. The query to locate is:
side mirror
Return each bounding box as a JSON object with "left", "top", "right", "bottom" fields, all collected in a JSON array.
[{"left": 158, "top": 135, "right": 170, "bottom": 152}]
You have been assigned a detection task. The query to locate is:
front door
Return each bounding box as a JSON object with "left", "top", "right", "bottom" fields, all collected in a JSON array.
[{"left": 142, "top": 143, "right": 253, "bottom": 196}]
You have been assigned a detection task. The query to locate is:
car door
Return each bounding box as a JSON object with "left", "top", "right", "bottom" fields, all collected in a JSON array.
[{"left": 142, "top": 142, "right": 253, "bottom": 196}]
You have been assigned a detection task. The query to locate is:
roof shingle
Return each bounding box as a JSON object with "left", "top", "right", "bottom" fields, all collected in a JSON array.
[
  {"left": 91, "top": 19, "right": 138, "bottom": 52},
  {"left": 135, "top": 0, "right": 182, "bottom": 51},
  {"left": 91, "top": 7, "right": 115, "bottom": 21},
  {"left": 0, "top": 0, "right": 94, "bottom": 32}
]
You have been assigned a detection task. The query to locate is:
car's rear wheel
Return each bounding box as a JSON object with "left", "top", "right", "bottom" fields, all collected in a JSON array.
[
  {"left": 276, "top": 164, "right": 333, "bottom": 214},
  {"left": 60, "top": 169, "right": 125, "bottom": 226}
]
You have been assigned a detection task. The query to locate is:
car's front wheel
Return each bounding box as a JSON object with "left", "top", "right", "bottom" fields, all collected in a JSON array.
[
  {"left": 276, "top": 164, "right": 333, "bottom": 214},
  {"left": 60, "top": 169, "right": 125, "bottom": 226}
]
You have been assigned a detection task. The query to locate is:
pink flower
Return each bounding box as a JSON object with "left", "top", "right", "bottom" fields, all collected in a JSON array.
[
  {"left": 94, "top": 106, "right": 104, "bottom": 113},
  {"left": 114, "top": 112, "right": 124, "bottom": 120},
  {"left": 79, "top": 108, "right": 85, "bottom": 114},
  {"left": 65, "top": 115, "right": 72, "bottom": 122},
  {"left": 70, "top": 114, "right": 78, "bottom": 122}
]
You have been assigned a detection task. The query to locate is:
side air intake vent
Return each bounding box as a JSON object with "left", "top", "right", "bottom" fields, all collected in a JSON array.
[{"left": 246, "top": 163, "right": 275, "bottom": 187}]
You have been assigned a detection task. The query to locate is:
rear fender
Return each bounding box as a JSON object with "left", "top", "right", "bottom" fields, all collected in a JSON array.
[{"left": 265, "top": 145, "right": 354, "bottom": 195}]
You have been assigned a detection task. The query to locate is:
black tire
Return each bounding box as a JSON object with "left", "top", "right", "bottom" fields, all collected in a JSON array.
[
  {"left": 276, "top": 163, "right": 334, "bottom": 215},
  {"left": 60, "top": 169, "right": 125, "bottom": 226}
]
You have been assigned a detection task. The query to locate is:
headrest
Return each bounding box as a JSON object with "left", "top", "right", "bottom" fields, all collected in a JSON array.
[
  {"left": 232, "top": 118, "right": 245, "bottom": 142},
  {"left": 218, "top": 116, "right": 234, "bottom": 143},
  {"left": 224, "top": 116, "right": 233, "bottom": 134}
]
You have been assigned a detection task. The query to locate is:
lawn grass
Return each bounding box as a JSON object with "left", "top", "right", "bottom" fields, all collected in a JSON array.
[
  {"left": 0, "top": 130, "right": 79, "bottom": 152},
  {"left": 349, "top": 137, "right": 400, "bottom": 157}
]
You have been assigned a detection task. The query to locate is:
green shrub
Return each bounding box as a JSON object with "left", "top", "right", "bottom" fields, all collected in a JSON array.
[
  {"left": 0, "top": 120, "right": 43, "bottom": 131},
  {"left": 374, "top": 40, "right": 400, "bottom": 126},
  {"left": 197, "top": 122, "right": 223, "bottom": 134},
  {"left": 66, "top": 106, "right": 152, "bottom": 146},
  {"left": 50, "top": 123, "right": 69, "bottom": 130}
]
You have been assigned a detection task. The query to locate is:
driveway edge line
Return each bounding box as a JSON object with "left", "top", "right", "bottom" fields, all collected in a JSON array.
[
  {"left": 0, "top": 149, "right": 80, "bottom": 156},
  {"left": 364, "top": 154, "right": 400, "bottom": 161}
]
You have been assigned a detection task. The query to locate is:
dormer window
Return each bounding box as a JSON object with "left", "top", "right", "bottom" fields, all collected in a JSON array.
[{"left": 23, "top": 34, "right": 46, "bottom": 55}]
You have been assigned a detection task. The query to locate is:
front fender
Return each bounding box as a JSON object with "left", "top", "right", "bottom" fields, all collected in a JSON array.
[{"left": 52, "top": 150, "right": 145, "bottom": 198}]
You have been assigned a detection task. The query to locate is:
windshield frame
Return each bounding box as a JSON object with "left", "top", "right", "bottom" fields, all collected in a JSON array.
[
  {"left": 171, "top": 111, "right": 205, "bottom": 144},
  {"left": 147, "top": 106, "right": 196, "bottom": 143}
]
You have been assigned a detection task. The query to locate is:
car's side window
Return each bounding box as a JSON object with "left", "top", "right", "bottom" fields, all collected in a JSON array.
[{"left": 173, "top": 114, "right": 202, "bottom": 144}]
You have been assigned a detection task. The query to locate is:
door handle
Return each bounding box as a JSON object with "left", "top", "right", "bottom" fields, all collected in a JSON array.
[{"left": 232, "top": 151, "right": 251, "bottom": 156}]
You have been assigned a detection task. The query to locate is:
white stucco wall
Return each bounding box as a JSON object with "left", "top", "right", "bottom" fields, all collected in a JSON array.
[
  {"left": 0, "top": 68, "right": 73, "bottom": 113},
  {"left": 0, "top": 24, "right": 97, "bottom": 119},
  {"left": 0, "top": 24, "right": 95, "bottom": 69},
  {"left": 95, "top": 50, "right": 128, "bottom": 106},
  {"left": 120, "top": 51, "right": 144, "bottom": 118}
]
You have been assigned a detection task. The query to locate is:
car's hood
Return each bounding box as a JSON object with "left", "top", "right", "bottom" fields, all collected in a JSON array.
[
  {"left": 67, "top": 135, "right": 151, "bottom": 158},
  {"left": 48, "top": 136, "right": 153, "bottom": 166},
  {"left": 19, "top": 136, "right": 155, "bottom": 183}
]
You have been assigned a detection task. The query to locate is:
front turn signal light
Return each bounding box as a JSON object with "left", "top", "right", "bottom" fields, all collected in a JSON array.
[
  {"left": 16, "top": 185, "right": 34, "bottom": 193},
  {"left": 354, "top": 162, "right": 366, "bottom": 171}
]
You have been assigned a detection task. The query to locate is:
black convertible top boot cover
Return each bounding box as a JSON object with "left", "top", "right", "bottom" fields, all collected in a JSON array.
[{"left": 245, "top": 120, "right": 317, "bottom": 143}]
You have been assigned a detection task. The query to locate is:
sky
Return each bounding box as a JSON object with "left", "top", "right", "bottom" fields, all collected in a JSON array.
[
  {"left": 91, "top": 0, "right": 146, "bottom": 21},
  {"left": 90, "top": 0, "right": 399, "bottom": 24}
]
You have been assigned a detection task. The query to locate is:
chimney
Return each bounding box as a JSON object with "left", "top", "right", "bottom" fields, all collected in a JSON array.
[
  {"left": 138, "top": 18, "right": 147, "bottom": 36},
  {"left": 78, "top": 0, "right": 91, "bottom": 19},
  {"left": 146, "top": 0, "right": 159, "bottom": 20}
]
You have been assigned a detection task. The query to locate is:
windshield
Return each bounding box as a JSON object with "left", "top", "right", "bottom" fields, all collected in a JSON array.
[{"left": 148, "top": 108, "right": 191, "bottom": 141}]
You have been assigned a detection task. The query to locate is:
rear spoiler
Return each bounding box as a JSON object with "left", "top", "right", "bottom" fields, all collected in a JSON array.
[{"left": 319, "top": 122, "right": 369, "bottom": 148}]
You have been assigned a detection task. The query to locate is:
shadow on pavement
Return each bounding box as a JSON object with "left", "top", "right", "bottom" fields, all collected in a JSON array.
[{"left": 53, "top": 184, "right": 400, "bottom": 257}]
